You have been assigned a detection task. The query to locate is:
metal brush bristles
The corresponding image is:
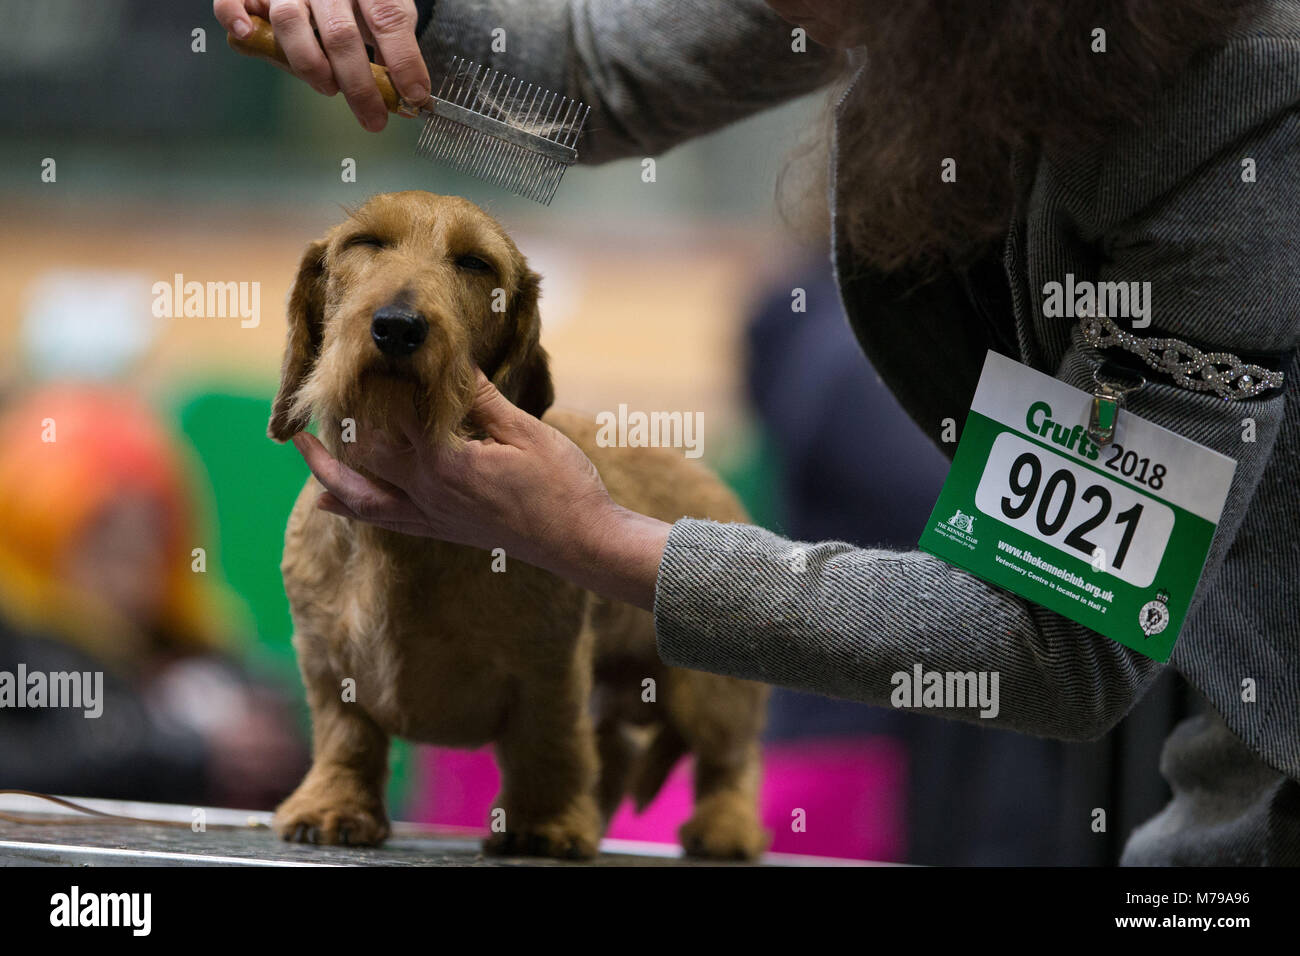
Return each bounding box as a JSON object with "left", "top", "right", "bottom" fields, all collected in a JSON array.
[{"left": 415, "top": 57, "right": 591, "bottom": 205}]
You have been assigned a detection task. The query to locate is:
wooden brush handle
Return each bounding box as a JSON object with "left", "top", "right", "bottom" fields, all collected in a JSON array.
[{"left": 227, "top": 15, "right": 403, "bottom": 114}]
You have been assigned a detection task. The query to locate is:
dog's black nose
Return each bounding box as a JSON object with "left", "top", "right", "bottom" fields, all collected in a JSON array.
[{"left": 371, "top": 306, "right": 428, "bottom": 357}]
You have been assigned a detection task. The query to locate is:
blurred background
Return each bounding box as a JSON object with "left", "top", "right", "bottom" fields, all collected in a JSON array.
[{"left": 0, "top": 0, "right": 1190, "bottom": 863}]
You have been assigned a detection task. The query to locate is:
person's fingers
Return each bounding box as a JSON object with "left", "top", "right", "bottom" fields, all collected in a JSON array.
[
  {"left": 351, "top": 2, "right": 376, "bottom": 46},
  {"left": 468, "top": 368, "right": 535, "bottom": 446},
  {"left": 214, "top": 0, "right": 256, "bottom": 37},
  {"left": 350, "top": 427, "right": 421, "bottom": 489},
  {"left": 316, "top": 491, "right": 360, "bottom": 519},
  {"left": 267, "top": 0, "right": 339, "bottom": 95},
  {"left": 367, "top": 398, "right": 425, "bottom": 451},
  {"left": 357, "top": 0, "right": 430, "bottom": 104},
  {"left": 317, "top": 490, "right": 428, "bottom": 536},
  {"left": 292, "top": 432, "right": 408, "bottom": 519},
  {"left": 314, "top": 0, "right": 388, "bottom": 130},
  {"left": 293, "top": 431, "right": 368, "bottom": 498}
]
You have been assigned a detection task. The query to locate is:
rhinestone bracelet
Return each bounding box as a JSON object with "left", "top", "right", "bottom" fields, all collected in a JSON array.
[{"left": 1080, "top": 313, "right": 1285, "bottom": 400}]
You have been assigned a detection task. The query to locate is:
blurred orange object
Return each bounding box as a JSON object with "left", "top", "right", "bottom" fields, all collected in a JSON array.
[{"left": 0, "top": 384, "right": 231, "bottom": 668}]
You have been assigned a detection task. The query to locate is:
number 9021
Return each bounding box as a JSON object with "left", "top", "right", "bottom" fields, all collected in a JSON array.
[{"left": 1002, "top": 452, "right": 1143, "bottom": 569}]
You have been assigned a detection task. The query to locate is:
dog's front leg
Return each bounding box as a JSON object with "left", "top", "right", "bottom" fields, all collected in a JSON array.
[
  {"left": 485, "top": 675, "right": 603, "bottom": 860},
  {"left": 273, "top": 653, "right": 391, "bottom": 847}
]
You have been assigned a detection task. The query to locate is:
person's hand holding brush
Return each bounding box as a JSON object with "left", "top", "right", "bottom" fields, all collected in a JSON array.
[{"left": 213, "top": 0, "right": 430, "bottom": 132}]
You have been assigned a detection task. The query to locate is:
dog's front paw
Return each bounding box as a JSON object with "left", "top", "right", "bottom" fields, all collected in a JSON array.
[
  {"left": 273, "top": 787, "right": 390, "bottom": 847},
  {"left": 680, "top": 797, "right": 770, "bottom": 861},
  {"left": 482, "top": 803, "right": 601, "bottom": 860},
  {"left": 483, "top": 825, "right": 600, "bottom": 860}
]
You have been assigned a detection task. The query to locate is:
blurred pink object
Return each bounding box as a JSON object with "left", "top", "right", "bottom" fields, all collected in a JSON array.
[{"left": 412, "top": 737, "right": 906, "bottom": 861}]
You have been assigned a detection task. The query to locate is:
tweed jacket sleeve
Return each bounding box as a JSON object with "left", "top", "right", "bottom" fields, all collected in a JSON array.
[{"left": 415, "top": 0, "right": 842, "bottom": 164}]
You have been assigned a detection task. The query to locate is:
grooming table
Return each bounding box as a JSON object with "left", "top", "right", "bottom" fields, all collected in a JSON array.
[{"left": 0, "top": 796, "right": 866, "bottom": 866}]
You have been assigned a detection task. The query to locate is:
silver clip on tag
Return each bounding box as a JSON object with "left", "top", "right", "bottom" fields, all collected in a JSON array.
[
  {"left": 1090, "top": 384, "right": 1122, "bottom": 446},
  {"left": 1089, "top": 365, "right": 1145, "bottom": 447}
]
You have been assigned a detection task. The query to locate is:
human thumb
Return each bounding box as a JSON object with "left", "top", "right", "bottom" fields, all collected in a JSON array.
[{"left": 469, "top": 368, "right": 533, "bottom": 444}]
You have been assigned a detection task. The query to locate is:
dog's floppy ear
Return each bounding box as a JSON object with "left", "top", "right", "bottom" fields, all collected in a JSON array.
[
  {"left": 491, "top": 268, "right": 554, "bottom": 419},
  {"left": 268, "top": 240, "right": 327, "bottom": 442}
]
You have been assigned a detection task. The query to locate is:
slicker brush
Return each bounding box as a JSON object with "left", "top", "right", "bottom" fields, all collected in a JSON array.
[{"left": 228, "top": 16, "right": 590, "bottom": 205}]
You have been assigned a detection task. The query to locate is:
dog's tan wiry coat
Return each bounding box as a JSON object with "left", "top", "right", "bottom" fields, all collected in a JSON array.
[{"left": 269, "top": 192, "right": 769, "bottom": 859}]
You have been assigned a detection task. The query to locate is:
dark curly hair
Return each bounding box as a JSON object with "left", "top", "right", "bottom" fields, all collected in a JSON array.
[{"left": 793, "top": 0, "right": 1258, "bottom": 276}]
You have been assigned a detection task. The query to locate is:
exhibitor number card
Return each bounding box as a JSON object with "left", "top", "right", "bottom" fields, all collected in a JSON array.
[{"left": 919, "top": 351, "right": 1237, "bottom": 662}]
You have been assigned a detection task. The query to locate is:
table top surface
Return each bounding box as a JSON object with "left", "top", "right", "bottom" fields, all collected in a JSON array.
[{"left": 0, "top": 795, "right": 867, "bottom": 867}]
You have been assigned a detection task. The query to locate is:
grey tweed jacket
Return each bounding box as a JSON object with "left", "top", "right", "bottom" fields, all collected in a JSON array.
[{"left": 420, "top": 0, "right": 1300, "bottom": 863}]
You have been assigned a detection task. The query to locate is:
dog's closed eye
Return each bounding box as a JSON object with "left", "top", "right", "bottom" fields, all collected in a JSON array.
[
  {"left": 455, "top": 254, "right": 494, "bottom": 275},
  {"left": 345, "top": 234, "right": 388, "bottom": 251}
]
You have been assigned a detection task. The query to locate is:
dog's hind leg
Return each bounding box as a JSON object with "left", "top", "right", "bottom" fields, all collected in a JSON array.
[
  {"left": 273, "top": 645, "right": 392, "bottom": 847},
  {"left": 680, "top": 736, "right": 769, "bottom": 860},
  {"left": 667, "top": 669, "right": 772, "bottom": 860},
  {"left": 594, "top": 717, "right": 638, "bottom": 823}
]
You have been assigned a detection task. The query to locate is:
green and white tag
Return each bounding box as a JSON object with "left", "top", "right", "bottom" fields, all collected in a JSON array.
[{"left": 919, "top": 351, "right": 1236, "bottom": 662}]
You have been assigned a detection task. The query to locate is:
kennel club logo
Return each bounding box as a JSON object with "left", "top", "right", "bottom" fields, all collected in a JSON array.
[
  {"left": 0, "top": 665, "right": 102, "bottom": 718},
  {"left": 152, "top": 273, "right": 260, "bottom": 328},
  {"left": 1139, "top": 589, "right": 1172, "bottom": 638},
  {"left": 947, "top": 510, "right": 975, "bottom": 534},
  {"left": 595, "top": 404, "right": 704, "bottom": 459}
]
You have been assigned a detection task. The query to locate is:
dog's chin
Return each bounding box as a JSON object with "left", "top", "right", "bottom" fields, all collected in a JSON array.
[
  {"left": 348, "top": 363, "right": 472, "bottom": 447},
  {"left": 294, "top": 356, "right": 477, "bottom": 455}
]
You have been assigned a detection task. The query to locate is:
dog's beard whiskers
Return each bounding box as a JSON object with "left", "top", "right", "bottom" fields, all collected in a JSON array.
[
  {"left": 287, "top": 385, "right": 319, "bottom": 440},
  {"left": 306, "top": 363, "right": 474, "bottom": 456},
  {"left": 412, "top": 358, "right": 476, "bottom": 447},
  {"left": 292, "top": 337, "right": 478, "bottom": 452}
]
